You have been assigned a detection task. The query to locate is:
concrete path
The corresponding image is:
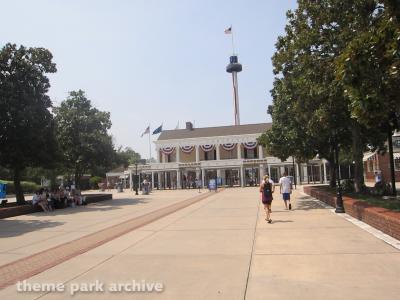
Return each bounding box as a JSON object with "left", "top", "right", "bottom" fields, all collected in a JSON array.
[
  {"left": 0, "top": 189, "right": 203, "bottom": 265},
  {"left": 0, "top": 188, "right": 399, "bottom": 299}
]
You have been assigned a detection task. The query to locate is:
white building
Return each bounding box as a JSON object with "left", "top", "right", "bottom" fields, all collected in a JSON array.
[{"left": 118, "top": 122, "right": 329, "bottom": 189}]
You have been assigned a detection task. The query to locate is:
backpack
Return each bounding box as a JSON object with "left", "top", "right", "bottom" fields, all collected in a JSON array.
[{"left": 263, "top": 182, "right": 272, "bottom": 197}]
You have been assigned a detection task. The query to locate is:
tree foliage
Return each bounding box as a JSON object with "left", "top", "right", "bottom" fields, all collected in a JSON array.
[
  {"left": 0, "top": 43, "right": 57, "bottom": 203},
  {"left": 54, "top": 90, "right": 114, "bottom": 188},
  {"left": 115, "top": 147, "right": 141, "bottom": 168},
  {"left": 260, "top": 0, "right": 392, "bottom": 190}
]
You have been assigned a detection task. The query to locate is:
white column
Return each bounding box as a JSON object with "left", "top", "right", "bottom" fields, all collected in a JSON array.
[
  {"left": 268, "top": 164, "right": 271, "bottom": 177},
  {"left": 259, "top": 164, "right": 265, "bottom": 183},
  {"left": 296, "top": 163, "right": 301, "bottom": 184},
  {"left": 280, "top": 166, "right": 286, "bottom": 176},
  {"left": 220, "top": 169, "right": 226, "bottom": 185},
  {"left": 151, "top": 172, "right": 155, "bottom": 189},
  {"left": 216, "top": 144, "right": 220, "bottom": 160},
  {"left": 177, "top": 170, "right": 181, "bottom": 189},
  {"left": 258, "top": 145, "right": 263, "bottom": 159},
  {"left": 195, "top": 145, "right": 200, "bottom": 162},
  {"left": 164, "top": 172, "right": 168, "bottom": 188},
  {"left": 196, "top": 168, "right": 201, "bottom": 180},
  {"left": 240, "top": 166, "right": 245, "bottom": 187},
  {"left": 237, "top": 143, "right": 242, "bottom": 159},
  {"left": 323, "top": 161, "right": 327, "bottom": 184},
  {"left": 201, "top": 169, "right": 206, "bottom": 188},
  {"left": 157, "top": 172, "right": 162, "bottom": 189},
  {"left": 304, "top": 165, "right": 309, "bottom": 183},
  {"left": 217, "top": 169, "right": 222, "bottom": 182},
  {"left": 161, "top": 152, "right": 166, "bottom": 163},
  {"left": 176, "top": 146, "right": 180, "bottom": 163}
]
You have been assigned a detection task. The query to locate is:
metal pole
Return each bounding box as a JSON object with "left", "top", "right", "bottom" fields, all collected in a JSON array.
[
  {"left": 148, "top": 124, "right": 151, "bottom": 162},
  {"left": 135, "top": 164, "right": 138, "bottom": 195},
  {"left": 335, "top": 143, "right": 345, "bottom": 213},
  {"left": 232, "top": 72, "right": 240, "bottom": 125},
  {"left": 292, "top": 156, "right": 297, "bottom": 189}
]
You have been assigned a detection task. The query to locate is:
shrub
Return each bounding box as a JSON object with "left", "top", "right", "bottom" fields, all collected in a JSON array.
[
  {"left": 0, "top": 180, "right": 40, "bottom": 194},
  {"left": 368, "top": 181, "right": 393, "bottom": 196},
  {"left": 341, "top": 179, "right": 355, "bottom": 193}
]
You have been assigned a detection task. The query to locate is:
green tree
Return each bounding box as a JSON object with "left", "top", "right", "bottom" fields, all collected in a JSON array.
[
  {"left": 115, "top": 146, "right": 141, "bottom": 168},
  {"left": 261, "top": 1, "right": 388, "bottom": 191},
  {"left": 54, "top": 90, "right": 114, "bottom": 188},
  {"left": 0, "top": 43, "right": 57, "bottom": 204},
  {"left": 337, "top": 0, "right": 400, "bottom": 194}
]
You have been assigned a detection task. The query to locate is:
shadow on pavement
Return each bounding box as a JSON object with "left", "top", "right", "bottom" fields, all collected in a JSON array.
[
  {"left": 0, "top": 219, "right": 65, "bottom": 237},
  {"left": 295, "top": 197, "right": 329, "bottom": 211},
  {"left": 26, "top": 198, "right": 149, "bottom": 217}
]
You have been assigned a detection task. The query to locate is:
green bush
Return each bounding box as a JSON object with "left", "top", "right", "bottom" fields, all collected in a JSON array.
[
  {"left": 0, "top": 180, "right": 40, "bottom": 194},
  {"left": 89, "top": 176, "right": 103, "bottom": 189},
  {"left": 341, "top": 179, "right": 355, "bottom": 193}
]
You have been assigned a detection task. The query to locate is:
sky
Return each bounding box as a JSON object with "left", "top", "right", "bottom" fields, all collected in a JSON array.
[{"left": 1, "top": 0, "right": 298, "bottom": 159}]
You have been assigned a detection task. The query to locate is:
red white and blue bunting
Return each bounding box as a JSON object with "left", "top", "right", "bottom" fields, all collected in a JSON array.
[
  {"left": 200, "top": 144, "right": 215, "bottom": 152},
  {"left": 161, "top": 146, "right": 175, "bottom": 155},
  {"left": 222, "top": 143, "right": 236, "bottom": 151},
  {"left": 243, "top": 142, "right": 257, "bottom": 150},
  {"left": 180, "top": 145, "right": 194, "bottom": 154}
]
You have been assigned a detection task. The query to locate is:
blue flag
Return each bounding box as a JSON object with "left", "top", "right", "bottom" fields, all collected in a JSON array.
[{"left": 152, "top": 124, "right": 162, "bottom": 135}]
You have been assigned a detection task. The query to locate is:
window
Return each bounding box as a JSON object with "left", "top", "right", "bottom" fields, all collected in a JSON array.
[
  {"left": 395, "top": 158, "right": 400, "bottom": 171},
  {"left": 394, "top": 139, "right": 400, "bottom": 148}
]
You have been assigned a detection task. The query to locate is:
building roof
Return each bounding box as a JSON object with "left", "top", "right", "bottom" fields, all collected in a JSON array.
[{"left": 157, "top": 123, "right": 271, "bottom": 141}]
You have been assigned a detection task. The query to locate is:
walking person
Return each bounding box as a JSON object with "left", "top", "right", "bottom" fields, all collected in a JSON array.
[
  {"left": 279, "top": 171, "right": 293, "bottom": 210},
  {"left": 195, "top": 178, "right": 202, "bottom": 193},
  {"left": 260, "top": 175, "right": 274, "bottom": 223}
]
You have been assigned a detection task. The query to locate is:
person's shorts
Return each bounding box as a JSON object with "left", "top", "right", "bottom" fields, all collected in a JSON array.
[
  {"left": 262, "top": 195, "right": 273, "bottom": 205},
  {"left": 282, "top": 193, "right": 290, "bottom": 201}
]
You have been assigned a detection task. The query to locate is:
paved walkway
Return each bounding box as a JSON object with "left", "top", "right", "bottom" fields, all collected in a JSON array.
[{"left": 0, "top": 188, "right": 399, "bottom": 299}]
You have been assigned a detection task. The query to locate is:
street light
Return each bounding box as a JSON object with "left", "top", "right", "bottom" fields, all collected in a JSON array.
[
  {"left": 292, "top": 156, "right": 297, "bottom": 189},
  {"left": 334, "top": 143, "right": 345, "bottom": 213},
  {"left": 134, "top": 162, "right": 139, "bottom": 195}
]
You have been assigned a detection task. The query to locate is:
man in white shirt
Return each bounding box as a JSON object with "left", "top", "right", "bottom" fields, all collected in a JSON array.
[{"left": 279, "top": 171, "right": 293, "bottom": 210}]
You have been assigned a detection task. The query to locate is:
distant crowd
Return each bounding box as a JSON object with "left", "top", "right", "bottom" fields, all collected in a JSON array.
[{"left": 32, "top": 186, "right": 87, "bottom": 212}]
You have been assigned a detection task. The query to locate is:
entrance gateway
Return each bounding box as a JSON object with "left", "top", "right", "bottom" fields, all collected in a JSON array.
[{"left": 107, "top": 122, "right": 329, "bottom": 189}]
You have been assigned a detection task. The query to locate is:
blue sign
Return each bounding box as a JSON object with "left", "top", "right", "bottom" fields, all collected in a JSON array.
[{"left": 208, "top": 179, "right": 217, "bottom": 190}]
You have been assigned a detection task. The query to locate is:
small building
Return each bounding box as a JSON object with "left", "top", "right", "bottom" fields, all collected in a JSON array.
[
  {"left": 124, "top": 122, "right": 329, "bottom": 189},
  {"left": 363, "top": 132, "right": 400, "bottom": 183}
]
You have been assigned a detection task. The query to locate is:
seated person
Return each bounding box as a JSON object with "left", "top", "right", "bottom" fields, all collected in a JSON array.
[
  {"left": 32, "top": 191, "right": 41, "bottom": 209},
  {"left": 32, "top": 189, "right": 50, "bottom": 212},
  {"left": 44, "top": 189, "right": 54, "bottom": 211},
  {"left": 50, "top": 189, "right": 61, "bottom": 209},
  {"left": 59, "top": 187, "right": 68, "bottom": 208}
]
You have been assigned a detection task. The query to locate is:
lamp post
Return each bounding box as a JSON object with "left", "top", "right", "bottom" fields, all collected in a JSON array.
[
  {"left": 335, "top": 143, "right": 345, "bottom": 213},
  {"left": 134, "top": 162, "right": 139, "bottom": 195},
  {"left": 292, "top": 156, "right": 297, "bottom": 189}
]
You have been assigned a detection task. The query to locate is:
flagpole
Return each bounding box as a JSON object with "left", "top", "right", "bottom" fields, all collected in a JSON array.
[{"left": 148, "top": 124, "right": 151, "bottom": 162}]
